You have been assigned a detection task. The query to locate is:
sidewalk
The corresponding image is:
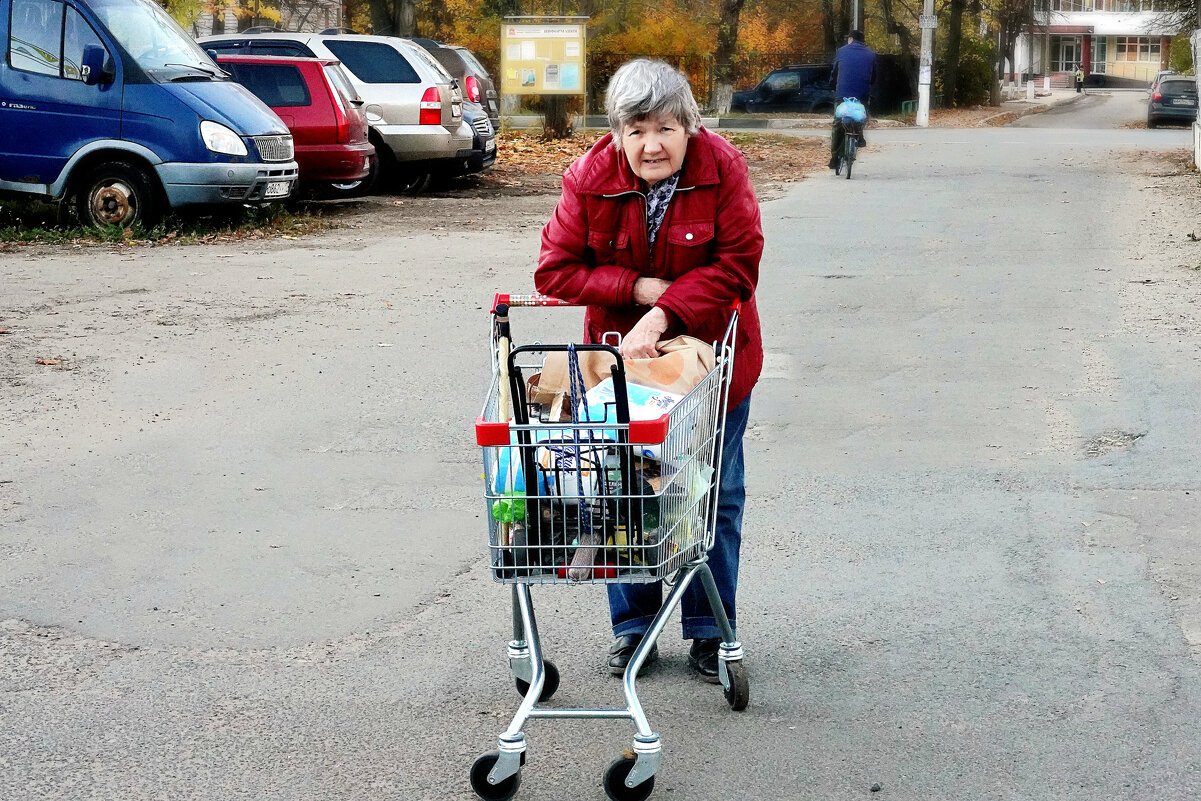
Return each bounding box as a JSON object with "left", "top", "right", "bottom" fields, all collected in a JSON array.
[{"left": 503, "top": 87, "right": 1088, "bottom": 131}]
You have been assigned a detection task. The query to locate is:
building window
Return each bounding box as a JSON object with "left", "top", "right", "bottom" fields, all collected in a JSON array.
[
  {"left": 1091, "top": 37, "right": 1107, "bottom": 73},
  {"left": 1116, "top": 36, "right": 1161, "bottom": 62}
]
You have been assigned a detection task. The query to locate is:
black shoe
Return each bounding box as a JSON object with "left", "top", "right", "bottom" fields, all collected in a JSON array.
[
  {"left": 856, "top": 135, "right": 867, "bottom": 147},
  {"left": 687, "top": 638, "right": 722, "bottom": 683},
  {"left": 607, "top": 634, "right": 658, "bottom": 676},
  {"left": 828, "top": 156, "right": 839, "bottom": 169}
]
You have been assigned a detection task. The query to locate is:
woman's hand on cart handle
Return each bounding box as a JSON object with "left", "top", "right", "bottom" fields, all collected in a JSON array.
[
  {"left": 632, "top": 277, "right": 672, "bottom": 307},
  {"left": 621, "top": 307, "right": 669, "bottom": 359}
]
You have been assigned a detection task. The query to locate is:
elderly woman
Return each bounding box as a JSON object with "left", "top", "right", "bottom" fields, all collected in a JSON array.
[{"left": 536, "top": 59, "right": 763, "bottom": 681}]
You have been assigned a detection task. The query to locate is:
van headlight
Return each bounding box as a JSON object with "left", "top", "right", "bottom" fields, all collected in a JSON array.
[{"left": 200, "top": 120, "right": 248, "bottom": 156}]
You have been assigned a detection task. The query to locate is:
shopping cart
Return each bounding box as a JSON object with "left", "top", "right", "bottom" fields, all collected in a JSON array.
[{"left": 471, "top": 293, "right": 749, "bottom": 801}]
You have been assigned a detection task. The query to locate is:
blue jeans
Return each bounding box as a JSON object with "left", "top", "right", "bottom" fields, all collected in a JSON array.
[{"left": 608, "top": 395, "right": 750, "bottom": 641}]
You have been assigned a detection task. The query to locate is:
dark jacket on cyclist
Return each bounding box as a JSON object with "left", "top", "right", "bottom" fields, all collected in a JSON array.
[{"left": 831, "top": 40, "right": 877, "bottom": 104}]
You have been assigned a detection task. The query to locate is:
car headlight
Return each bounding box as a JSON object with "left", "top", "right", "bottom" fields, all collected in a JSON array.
[{"left": 200, "top": 120, "right": 248, "bottom": 156}]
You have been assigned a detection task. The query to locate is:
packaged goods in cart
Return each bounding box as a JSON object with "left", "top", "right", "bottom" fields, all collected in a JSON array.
[{"left": 580, "top": 378, "right": 683, "bottom": 460}]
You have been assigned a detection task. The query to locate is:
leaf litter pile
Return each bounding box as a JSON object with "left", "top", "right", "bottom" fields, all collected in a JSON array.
[{"left": 486, "top": 130, "right": 829, "bottom": 195}]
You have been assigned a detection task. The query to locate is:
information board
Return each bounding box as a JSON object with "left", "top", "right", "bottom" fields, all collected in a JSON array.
[{"left": 500, "top": 23, "right": 586, "bottom": 96}]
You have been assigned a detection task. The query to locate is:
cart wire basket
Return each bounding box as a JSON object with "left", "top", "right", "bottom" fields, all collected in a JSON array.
[{"left": 470, "top": 293, "right": 750, "bottom": 801}]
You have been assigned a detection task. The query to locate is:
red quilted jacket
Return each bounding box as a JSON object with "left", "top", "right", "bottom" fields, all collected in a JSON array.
[{"left": 536, "top": 128, "right": 763, "bottom": 408}]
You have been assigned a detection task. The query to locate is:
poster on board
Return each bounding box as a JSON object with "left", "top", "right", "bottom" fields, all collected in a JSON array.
[{"left": 500, "top": 23, "right": 586, "bottom": 96}]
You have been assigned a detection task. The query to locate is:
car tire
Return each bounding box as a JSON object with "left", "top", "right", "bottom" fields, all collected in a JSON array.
[
  {"left": 395, "top": 168, "right": 432, "bottom": 195},
  {"left": 73, "top": 160, "right": 160, "bottom": 230},
  {"left": 323, "top": 154, "right": 380, "bottom": 199},
  {"left": 1147, "top": 116, "right": 1157, "bottom": 129}
]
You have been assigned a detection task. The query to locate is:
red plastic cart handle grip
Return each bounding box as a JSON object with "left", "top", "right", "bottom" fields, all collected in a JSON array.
[{"left": 492, "top": 293, "right": 577, "bottom": 312}]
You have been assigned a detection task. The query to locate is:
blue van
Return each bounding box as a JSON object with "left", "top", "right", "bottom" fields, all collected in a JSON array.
[{"left": 0, "top": 0, "right": 299, "bottom": 228}]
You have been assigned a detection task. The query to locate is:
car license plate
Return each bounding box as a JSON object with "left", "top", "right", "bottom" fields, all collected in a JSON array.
[
  {"left": 485, "top": 139, "right": 496, "bottom": 153},
  {"left": 1173, "top": 98, "right": 1193, "bottom": 105},
  {"left": 264, "top": 181, "right": 290, "bottom": 198}
]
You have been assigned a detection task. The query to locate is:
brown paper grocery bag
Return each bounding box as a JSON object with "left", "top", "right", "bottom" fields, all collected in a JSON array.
[{"left": 538, "top": 336, "right": 715, "bottom": 397}]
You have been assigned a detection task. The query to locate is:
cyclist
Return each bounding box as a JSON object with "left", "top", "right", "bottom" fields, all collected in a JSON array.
[{"left": 829, "top": 30, "right": 877, "bottom": 170}]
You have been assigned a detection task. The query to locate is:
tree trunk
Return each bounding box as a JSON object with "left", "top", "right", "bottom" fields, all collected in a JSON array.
[
  {"left": 542, "top": 97, "right": 572, "bottom": 139},
  {"left": 821, "top": 0, "right": 837, "bottom": 54},
  {"left": 879, "top": 0, "right": 917, "bottom": 97},
  {"left": 368, "top": 0, "right": 392, "bottom": 34},
  {"left": 394, "top": 0, "right": 415, "bottom": 36},
  {"left": 710, "top": 0, "right": 747, "bottom": 115},
  {"left": 944, "top": 0, "right": 965, "bottom": 106}
]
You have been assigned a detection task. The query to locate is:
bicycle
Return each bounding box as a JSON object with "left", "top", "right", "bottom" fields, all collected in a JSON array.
[{"left": 835, "top": 118, "right": 862, "bottom": 179}]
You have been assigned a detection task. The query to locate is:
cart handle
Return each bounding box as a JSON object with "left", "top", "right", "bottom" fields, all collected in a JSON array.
[
  {"left": 493, "top": 293, "right": 742, "bottom": 314},
  {"left": 492, "top": 293, "right": 575, "bottom": 312}
]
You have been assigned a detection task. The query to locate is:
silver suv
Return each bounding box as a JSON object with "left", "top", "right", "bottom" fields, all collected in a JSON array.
[{"left": 198, "top": 32, "right": 473, "bottom": 193}]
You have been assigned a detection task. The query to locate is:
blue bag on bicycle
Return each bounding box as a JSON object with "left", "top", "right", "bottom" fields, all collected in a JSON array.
[{"left": 836, "top": 98, "right": 867, "bottom": 123}]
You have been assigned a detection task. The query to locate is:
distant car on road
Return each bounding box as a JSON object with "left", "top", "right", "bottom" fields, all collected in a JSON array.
[
  {"left": 730, "top": 64, "right": 835, "bottom": 114},
  {"left": 1147, "top": 76, "right": 1197, "bottom": 128},
  {"left": 216, "top": 55, "right": 374, "bottom": 198}
]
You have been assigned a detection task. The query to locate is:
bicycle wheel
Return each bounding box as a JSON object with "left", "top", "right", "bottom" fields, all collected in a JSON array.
[{"left": 844, "top": 138, "right": 857, "bottom": 180}]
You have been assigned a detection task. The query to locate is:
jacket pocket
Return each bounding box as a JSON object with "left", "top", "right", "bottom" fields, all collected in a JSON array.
[
  {"left": 664, "top": 222, "right": 714, "bottom": 275},
  {"left": 586, "top": 229, "right": 631, "bottom": 266},
  {"left": 665, "top": 222, "right": 714, "bottom": 247}
]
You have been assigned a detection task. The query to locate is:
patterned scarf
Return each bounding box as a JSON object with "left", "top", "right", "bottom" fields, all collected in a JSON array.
[{"left": 645, "top": 170, "right": 681, "bottom": 245}]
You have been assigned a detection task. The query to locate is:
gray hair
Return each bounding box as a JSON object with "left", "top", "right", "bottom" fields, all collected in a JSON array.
[{"left": 605, "top": 59, "right": 702, "bottom": 146}]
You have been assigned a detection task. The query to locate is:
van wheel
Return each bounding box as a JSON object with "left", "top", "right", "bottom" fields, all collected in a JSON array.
[{"left": 75, "top": 161, "right": 159, "bottom": 230}]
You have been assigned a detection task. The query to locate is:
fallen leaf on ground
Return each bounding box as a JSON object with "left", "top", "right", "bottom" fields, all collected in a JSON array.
[{"left": 35, "top": 358, "right": 60, "bottom": 365}]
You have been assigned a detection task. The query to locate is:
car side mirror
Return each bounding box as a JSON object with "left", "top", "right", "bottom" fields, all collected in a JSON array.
[
  {"left": 757, "top": 84, "right": 770, "bottom": 97},
  {"left": 206, "top": 49, "right": 219, "bottom": 61},
  {"left": 81, "top": 44, "right": 109, "bottom": 86}
]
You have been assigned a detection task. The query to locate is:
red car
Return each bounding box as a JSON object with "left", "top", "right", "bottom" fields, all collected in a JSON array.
[{"left": 217, "top": 55, "right": 374, "bottom": 198}]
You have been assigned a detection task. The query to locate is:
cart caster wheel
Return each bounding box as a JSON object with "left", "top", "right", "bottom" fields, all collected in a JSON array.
[
  {"left": 603, "top": 755, "right": 654, "bottom": 801},
  {"left": 470, "top": 752, "right": 522, "bottom": 801},
  {"left": 723, "top": 660, "right": 750, "bottom": 711},
  {"left": 514, "top": 659, "right": 559, "bottom": 701}
]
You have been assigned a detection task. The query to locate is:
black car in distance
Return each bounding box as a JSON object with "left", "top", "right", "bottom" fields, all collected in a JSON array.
[{"left": 730, "top": 64, "right": 835, "bottom": 113}]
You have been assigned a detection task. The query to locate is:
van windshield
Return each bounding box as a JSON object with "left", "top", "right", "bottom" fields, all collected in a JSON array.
[{"left": 88, "top": 0, "right": 216, "bottom": 78}]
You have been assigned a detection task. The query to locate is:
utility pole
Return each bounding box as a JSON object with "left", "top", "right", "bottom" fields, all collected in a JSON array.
[{"left": 916, "top": 0, "right": 936, "bottom": 126}]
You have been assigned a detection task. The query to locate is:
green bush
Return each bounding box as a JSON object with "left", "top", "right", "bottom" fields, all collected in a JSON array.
[
  {"left": 953, "top": 35, "right": 996, "bottom": 106},
  {"left": 1170, "top": 36, "right": 1193, "bottom": 74}
]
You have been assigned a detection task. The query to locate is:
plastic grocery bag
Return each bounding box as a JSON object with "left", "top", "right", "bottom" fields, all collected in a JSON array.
[
  {"left": 836, "top": 98, "right": 867, "bottom": 123},
  {"left": 579, "top": 377, "right": 684, "bottom": 460},
  {"left": 537, "top": 336, "right": 714, "bottom": 399}
]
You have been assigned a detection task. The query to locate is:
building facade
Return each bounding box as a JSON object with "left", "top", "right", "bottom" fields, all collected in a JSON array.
[{"left": 1014, "top": 0, "right": 1178, "bottom": 86}]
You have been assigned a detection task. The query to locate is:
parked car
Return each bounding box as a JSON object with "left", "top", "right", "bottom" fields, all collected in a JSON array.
[
  {"left": 1147, "top": 76, "right": 1197, "bottom": 128},
  {"left": 0, "top": 0, "right": 298, "bottom": 229},
  {"left": 459, "top": 100, "right": 497, "bottom": 177},
  {"left": 730, "top": 64, "right": 835, "bottom": 114},
  {"left": 198, "top": 32, "right": 473, "bottom": 194},
  {"left": 1149, "top": 69, "right": 1177, "bottom": 96},
  {"left": 216, "top": 55, "right": 374, "bottom": 198},
  {"left": 411, "top": 38, "right": 499, "bottom": 129}
]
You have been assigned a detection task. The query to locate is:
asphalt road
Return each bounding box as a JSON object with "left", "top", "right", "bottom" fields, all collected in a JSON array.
[
  {"left": 2, "top": 100, "right": 1200, "bottom": 801},
  {"left": 1012, "top": 88, "right": 1149, "bottom": 129}
]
